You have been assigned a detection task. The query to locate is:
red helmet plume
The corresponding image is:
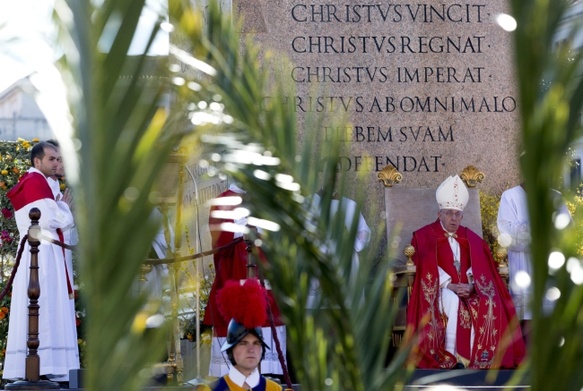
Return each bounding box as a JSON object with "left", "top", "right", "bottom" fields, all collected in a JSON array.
[{"left": 216, "top": 278, "right": 268, "bottom": 329}]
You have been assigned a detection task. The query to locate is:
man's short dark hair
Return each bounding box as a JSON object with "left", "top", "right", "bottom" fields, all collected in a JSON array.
[
  {"left": 46, "top": 139, "right": 60, "bottom": 148},
  {"left": 30, "top": 141, "right": 57, "bottom": 167}
]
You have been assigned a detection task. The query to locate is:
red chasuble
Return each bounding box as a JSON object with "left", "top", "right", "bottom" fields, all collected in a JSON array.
[
  {"left": 406, "top": 220, "right": 525, "bottom": 369},
  {"left": 7, "top": 171, "right": 54, "bottom": 211},
  {"left": 202, "top": 190, "right": 283, "bottom": 336}
]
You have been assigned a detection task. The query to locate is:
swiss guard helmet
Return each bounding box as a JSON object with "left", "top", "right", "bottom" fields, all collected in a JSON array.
[
  {"left": 221, "top": 318, "right": 269, "bottom": 365},
  {"left": 216, "top": 279, "right": 270, "bottom": 366}
]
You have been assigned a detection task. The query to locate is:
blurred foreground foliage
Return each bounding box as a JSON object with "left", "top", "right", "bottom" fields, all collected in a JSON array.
[
  {"left": 1, "top": 0, "right": 583, "bottom": 390},
  {"left": 511, "top": 0, "right": 583, "bottom": 389}
]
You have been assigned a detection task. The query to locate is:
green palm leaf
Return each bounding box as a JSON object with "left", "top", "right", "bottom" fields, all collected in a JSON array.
[
  {"left": 52, "top": 1, "right": 186, "bottom": 390},
  {"left": 511, "top": 0, "right": 583, "bottom": 389}
]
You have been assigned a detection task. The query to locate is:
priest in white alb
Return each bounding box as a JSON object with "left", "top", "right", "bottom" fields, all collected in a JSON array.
[{"left": 3, "top": 141, "right": 79, "bottom": 383}]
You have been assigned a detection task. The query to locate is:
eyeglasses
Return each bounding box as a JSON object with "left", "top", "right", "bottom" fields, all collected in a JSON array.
[{"left": 441, "top": 210, "right": 463, "bottom": 218}]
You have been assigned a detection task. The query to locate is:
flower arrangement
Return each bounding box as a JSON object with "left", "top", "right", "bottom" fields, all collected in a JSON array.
[
  {"left": 0, "top": 280, "right": 11, "bottom": 371},
  {"left": 74, "top": 287, "right": 87, "bottom": 368},
  {"left": 179, "top": 268, "right": 214, "bottom": 344},
  {"left": 0, "top": 138, "right": 38, "bottom": 283},
  {"left": 480, "top": 190, "right": 503, "bottom": 257}
]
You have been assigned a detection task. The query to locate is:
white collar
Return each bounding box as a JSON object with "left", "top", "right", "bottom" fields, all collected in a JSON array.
[
  {"left": 228, "top": 366, "right": 260, "bottom": 388},
  {"left": 229, "top": 183, "right": 246, "bottom": 194},
  {"left": 29, "top": 167, "right": 47, "bottom": 178}
]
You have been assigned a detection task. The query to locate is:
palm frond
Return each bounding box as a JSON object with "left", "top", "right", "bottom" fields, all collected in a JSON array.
[{"left": 511, "top": 0, "right": 583, "bottom": 389}]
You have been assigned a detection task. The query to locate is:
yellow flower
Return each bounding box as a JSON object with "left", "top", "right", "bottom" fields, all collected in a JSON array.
[{"left": 1, "top": 170, "right": 7, "bottom": 176}]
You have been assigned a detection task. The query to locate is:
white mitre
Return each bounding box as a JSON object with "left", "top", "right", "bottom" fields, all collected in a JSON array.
[{"left": 436, "top": 175, "right": 469, "bottom": 211}]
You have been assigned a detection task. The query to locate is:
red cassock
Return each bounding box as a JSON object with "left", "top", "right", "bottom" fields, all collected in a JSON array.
[
  {"left": 406, "top": 220, "right": 525, "bottom": 369},
  {"left": 202, "top": 189, "right": 283, "bottom": 337}
]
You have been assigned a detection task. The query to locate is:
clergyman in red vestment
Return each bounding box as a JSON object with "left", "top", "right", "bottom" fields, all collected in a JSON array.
[{"left": 406, "top": 175, "right": 525, "bottom": 369}]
